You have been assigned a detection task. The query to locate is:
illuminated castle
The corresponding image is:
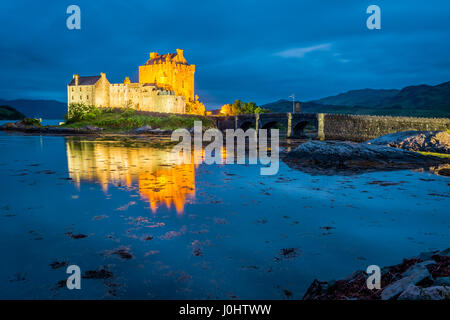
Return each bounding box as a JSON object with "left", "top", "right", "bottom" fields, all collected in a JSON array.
[
  {"left": 67, "top": 49, "right": 205, "bottom": 114},
  {"left": 139, "top": 49, "right": 195, "bottom": 103}
]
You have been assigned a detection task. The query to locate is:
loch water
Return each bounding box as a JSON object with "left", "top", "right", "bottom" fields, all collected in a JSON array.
[{"left": 0, "top": 132, "right": 448, "bottom": 299}]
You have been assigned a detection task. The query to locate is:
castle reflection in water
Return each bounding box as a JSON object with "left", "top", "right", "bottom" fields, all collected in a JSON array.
[{"left": 65, "top": 139, "right": 197, "bottom": 214}]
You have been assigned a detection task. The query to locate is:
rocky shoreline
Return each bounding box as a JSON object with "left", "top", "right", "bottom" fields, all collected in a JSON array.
[
  {"left": 284, "top": 140, "right": 449, "bottom": 175},
  {"left": 303, "top": 248, "right": 450, "bottom": 300},
  {"left": 367, "top": 130, "right": 450, "bottom": 154}
]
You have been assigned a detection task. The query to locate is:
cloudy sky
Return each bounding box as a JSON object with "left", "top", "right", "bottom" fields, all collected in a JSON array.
[{"left": 0, "top": 0, "right": 449, "bottom": 108}]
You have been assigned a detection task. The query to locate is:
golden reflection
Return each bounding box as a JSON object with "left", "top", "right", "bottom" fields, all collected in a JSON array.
[{"left": 65, "top": 139, "right": 196, "bottom": 214}]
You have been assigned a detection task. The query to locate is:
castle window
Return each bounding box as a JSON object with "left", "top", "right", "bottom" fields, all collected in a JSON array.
[{"left": 86, "top": 95, "right": 89, "bottom": 99}]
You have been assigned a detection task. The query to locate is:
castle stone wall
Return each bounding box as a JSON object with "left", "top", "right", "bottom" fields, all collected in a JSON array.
[{"left": 108, "top": 83, "right": 186, "bottom": 113}]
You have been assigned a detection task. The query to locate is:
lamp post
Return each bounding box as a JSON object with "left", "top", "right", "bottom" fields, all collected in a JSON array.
[{"left": 289, "top": 94, "right": 295, "bottom": 113}]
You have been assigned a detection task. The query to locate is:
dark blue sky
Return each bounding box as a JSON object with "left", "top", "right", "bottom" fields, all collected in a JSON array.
[{"left": 0, "top": 0, "right": 449, "bottom": 108}]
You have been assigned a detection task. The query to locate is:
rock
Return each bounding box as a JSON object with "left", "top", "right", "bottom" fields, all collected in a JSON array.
[
  {"left": 402, "top": 260, "right": 436, "bottom": 276},
  {"left": 381, "top": 263, "right": 431, "bottom": 300},
  {"left": 46, "top": 127, "right": 80, "bottom": 134},
  {"left": 398, "top": 285, "right": 450, "bottom": 300},
  {"left": 132, "top": 125, "right": 153, "bottom": 134},
  {"left": 81, "top": 125, "right": 103, "bottom": 132},
  {"left": 82, "top": 268, "right": 113, "bottom": 280},
  {"left": 150, "top": 128, "right": 173, "bottom": 135},
  {"left": 418, "top": 250, "right": 440, "bottom": 261},
  {"left": 367, "top": 130, "right": 450, "bottom": 154},
  {"left": 440, "top": 248, "right": 450, "bottom": 257},
  {"left": 0, "top": 122, "right": 17, "bottom": 129},
  {"left": 15, "top": 119, "right": 42, "bottom": 128},
  {"left": 397, "top": 285, "right": 421, "bottom": 300},
  {"left": 434, "top": 277, "right": 450, "bottom": 287},
  {"left": 302, "top": 279, "right": 330, "bottom": 300},
  {"left": 283, "top": 140, "right": 447, "bottom": 175},
  {"left": 302, "top": 249, "right": 450, "bottom": 300},
  {"left": 130, "top": 126, "right": 172, "bottom": 135},
  {"left": 1, "top": 120, "right": 46, "bottom": 132}
]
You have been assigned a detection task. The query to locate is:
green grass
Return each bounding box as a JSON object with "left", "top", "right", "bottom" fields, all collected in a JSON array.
[
  {"left": 418, "top": 151, "right": 450, "bottom": 159},
  {"left": 62, "top": 109, "right": 216, "bottom": 132}
]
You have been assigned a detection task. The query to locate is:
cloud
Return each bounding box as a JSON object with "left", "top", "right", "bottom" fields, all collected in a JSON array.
[{"left": 274, "top": 43, "right": 332, "bottom": 58}]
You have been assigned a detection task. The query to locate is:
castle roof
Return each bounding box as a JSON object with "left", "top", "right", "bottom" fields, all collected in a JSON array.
[
  {"left": 68, "top": 75, "right": 101, "bottom": 86},
  {"left": 145, "top": 51, "right": 188, "bottom": 66}
]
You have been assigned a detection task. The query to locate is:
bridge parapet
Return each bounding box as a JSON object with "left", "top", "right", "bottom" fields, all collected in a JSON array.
[{"left": 213, "top": 112, "right": 450, "bottom": 141}]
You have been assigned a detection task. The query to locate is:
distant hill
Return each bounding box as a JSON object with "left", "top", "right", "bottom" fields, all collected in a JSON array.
[
  {"left": 0, "top": 99, "right": 66, "bottom": 119},
  {"left": 262, "top": 81, "right": 450, "bottom": 117},
  {"left": 0, "top": 106, "right": 25, "bottom": 120},
  {"left": 312, "top": 89, "right": 400, "bottom": 107},
  {"left": 261, "top": 99, "right": 356, "bottom": 114}
]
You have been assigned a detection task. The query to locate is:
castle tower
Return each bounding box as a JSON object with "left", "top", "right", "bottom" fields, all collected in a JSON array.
[{"left": 138, "top": 49, "right": 195, "bottom": 102}]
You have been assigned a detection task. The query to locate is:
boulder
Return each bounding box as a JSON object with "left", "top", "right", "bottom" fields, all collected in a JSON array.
[
  {"left": 81, "top": 125, "right": 103, "bottom": 132},
  {"left": 130, "top": 126, "right": 172, "bottom": 135},
  {"left": 402, "top": 260, "right": 436, "bottom": 276},
  {"left": 398, "top": 285, "right": 450, "bottom": 300},
  {"left": 132, "top": 125, "right": 153, "bottom": 134},
  {"left": 0, "top": 122, "right": 17, "bottom": 129},
  {"left": 434, "top": 277, "right": 450, "bottom": 287},
  {"left": 381, "top": 263, "right": 432, "bottom": 300},
  {"left": 149, "top": 128, "right": 173, "bottom": 135},
  {"left": 367, "top": 130, "right": 450, "bottom": 154}
]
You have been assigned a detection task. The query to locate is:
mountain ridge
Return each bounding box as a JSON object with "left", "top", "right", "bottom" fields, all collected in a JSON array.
[
  {"left": 0, "top": 99, "right": 66, "bottom": 119},
  {"left": 262, "top": 81, "right": 450, "bottom": 117}
]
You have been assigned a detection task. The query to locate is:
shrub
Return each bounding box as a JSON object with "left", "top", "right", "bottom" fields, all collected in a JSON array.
[
  {"left": 121, "top": 107, "right": 136, "bottom": 118},
  {"left": 66, "top": 103, "right": 102, "bottom": 123},
  {"left": 22, "top": 118, "right": 42, "bottom": 126},
  {"left": 186, "top": 101, "right": 206, "bottom": 115}
]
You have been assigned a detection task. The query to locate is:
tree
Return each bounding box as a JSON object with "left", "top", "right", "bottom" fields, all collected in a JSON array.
[
  {"left": 231, "top": 100, "right": 243, "bottom": 115},
  {"left": 219, "top": 100, "right": 270, "bottom": 115}
]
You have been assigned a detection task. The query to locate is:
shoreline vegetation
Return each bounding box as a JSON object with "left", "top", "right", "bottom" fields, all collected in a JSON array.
[
  {"left": 1, "top": 104, "right": 216, "bottom": 135},
  {"left": 63, "top": 104, "right": 216, "bottom": 132}
]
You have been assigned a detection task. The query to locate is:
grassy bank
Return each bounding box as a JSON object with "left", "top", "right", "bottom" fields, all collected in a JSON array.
[{"left": 62, "top": 106, "right": 216, "bottom": 132}]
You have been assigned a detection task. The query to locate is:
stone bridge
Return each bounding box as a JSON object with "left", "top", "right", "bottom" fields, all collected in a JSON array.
[{"left": 213, "top": 113, "right": 450, "bottom": 141}]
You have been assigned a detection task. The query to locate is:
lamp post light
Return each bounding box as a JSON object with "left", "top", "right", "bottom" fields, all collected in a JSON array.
[{"left": 289, "top": 94, "right": 295, "bottom": 113}]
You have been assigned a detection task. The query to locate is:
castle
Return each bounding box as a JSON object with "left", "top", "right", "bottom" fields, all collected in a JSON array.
[{"left": 67, "top": 49, "right": 205, "bottom": 114}]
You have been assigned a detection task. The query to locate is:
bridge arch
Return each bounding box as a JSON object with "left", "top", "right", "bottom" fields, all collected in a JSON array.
[
  {"left": 239, "top": 121, "right": 254, "bottom": 131},
  {"left": 259, "top": 119, "right": 289, "bottom": 136},
  {"left": 291, "top": 119, "right": 318, "bottom": 138}
]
